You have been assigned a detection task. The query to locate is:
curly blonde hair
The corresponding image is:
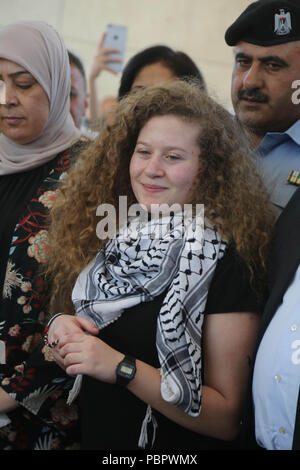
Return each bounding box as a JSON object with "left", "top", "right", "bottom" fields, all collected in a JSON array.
[{"left": 45, "top": 79, "right": 275, "bottom": 313}]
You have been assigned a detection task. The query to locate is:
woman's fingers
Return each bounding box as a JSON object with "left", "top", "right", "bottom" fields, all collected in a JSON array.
[
  {"left": 50, "top": 347, "right": 67, "bottom": 371},
  {"left": 49, "top": 317, "right": 98, "bottom": 342},
  {"left": 56, "top": 332, "right": 87, "bottom": 350},
  {"left": 75, "top": 317, "right": 99, "bottom": 335},
  {"left": 102, "top": 47, "right": 121, "bottom": 55},
  {"left": 58, "top": 338, "right": 85, "bottom": 357},
  {"left": 63, "top": 352, "right": 83, "bottom": 367},
  {"left": 98, "top": 32, "right": 105, "bottom": 49}
]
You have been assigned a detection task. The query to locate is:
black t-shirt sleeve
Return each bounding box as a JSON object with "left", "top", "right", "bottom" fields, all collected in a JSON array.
[{"left": 205, "top": 244, "right": 264, "bottom": 315}]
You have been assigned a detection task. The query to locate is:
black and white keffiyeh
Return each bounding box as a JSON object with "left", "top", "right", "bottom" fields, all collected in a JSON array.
[{"left": 69, "top": 213, "right": 227, "bottom": 421}]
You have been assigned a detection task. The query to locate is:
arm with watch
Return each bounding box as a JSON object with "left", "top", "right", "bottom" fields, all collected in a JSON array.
[{"left": 47, "top": 310, "right": 259, "bottom": 441}]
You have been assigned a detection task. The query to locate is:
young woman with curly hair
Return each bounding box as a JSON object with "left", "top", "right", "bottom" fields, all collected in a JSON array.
[{"left": 45, "top": 79, "right": 275, "bottom": 450}]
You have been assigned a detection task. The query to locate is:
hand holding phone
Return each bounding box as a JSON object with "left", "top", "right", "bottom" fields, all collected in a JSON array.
[{"left": 102, "top": 24, "right": 128, "bottom": 74}]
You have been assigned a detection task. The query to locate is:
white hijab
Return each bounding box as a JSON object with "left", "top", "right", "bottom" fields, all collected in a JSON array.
[{"left": 0, "top": 21, "right": 81, "bottom": 175}]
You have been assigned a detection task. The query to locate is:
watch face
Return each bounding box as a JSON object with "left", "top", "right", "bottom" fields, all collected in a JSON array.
[
  {"left": 116, "top": 356, "right": 136, "bottom": 383},
  {"left": 120, "top": 364, "right": 133, "bottom": 375}
]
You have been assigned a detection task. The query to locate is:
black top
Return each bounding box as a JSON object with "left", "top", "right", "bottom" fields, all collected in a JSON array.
[{"left": 80, "top": 245, "right": 262, "bottom": 450}]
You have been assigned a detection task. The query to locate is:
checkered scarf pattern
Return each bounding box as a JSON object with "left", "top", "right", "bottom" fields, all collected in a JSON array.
[{"left": 72, "top": 215, "right": 227, "bottom": 416}]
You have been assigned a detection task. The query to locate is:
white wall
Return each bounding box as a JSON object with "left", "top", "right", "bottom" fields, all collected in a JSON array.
[{"left": 0, "top": 0, "right": 253, "bottom": 108}]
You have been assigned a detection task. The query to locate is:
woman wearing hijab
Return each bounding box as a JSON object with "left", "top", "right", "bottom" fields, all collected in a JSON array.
[{"left": 0, "top": 21, "right": 84, "bottom": 450}]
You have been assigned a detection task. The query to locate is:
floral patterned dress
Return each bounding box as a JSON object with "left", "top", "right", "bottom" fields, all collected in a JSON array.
[{"left": 0, "top": 140, "right": 87, "bottom": 450}]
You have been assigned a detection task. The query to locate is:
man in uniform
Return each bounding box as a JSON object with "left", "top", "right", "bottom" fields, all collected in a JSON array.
[
  {"left": 225, "top": 0, "right": 300, "bottom": 450},
  {"left": 226, "top": 0, "right": 300, "bottom": 214}
]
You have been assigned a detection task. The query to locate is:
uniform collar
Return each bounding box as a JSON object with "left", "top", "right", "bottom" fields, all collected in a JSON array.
[{"left": 257, "top": 119, "right": 300, "bottom": 154}]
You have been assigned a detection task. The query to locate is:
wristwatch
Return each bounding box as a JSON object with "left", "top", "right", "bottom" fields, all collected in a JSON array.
[{"left": 116, "top": 355, "right": 136, "bottom": 387}]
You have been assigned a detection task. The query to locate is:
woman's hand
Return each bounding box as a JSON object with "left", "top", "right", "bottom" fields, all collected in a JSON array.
[
  {"left": 47, "top": 314, "right": 98, "bottom": 344},
  {"left": 47, "top": 314, "right": 99, "bottom": 370},
  {"left": 87, "top": 32, "right": 122, "bottom": 122},
  {"left": 89, "top": 33, "right": 122, "bottom": 80},
  {"left": 56, "top": 333, "right": 123, "bottom": 383}
]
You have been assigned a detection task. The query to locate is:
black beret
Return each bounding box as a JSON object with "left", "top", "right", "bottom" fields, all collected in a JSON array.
[{"left": 225, "top": 0, "right": 300, "bottom": 46}]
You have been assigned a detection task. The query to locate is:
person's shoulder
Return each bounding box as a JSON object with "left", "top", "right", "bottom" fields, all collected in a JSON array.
[
  {"left": 75, "top": 135, "right": 91, "bottom": 148},
  {"left": 55, "top": 136, "right": 91, "bottom": 171},
  {"left": 70, "top": 135, "right": 92, "bottom": 155}
]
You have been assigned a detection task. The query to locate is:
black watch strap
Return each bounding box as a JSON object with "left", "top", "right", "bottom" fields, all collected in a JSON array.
[{"left": 116, "top": 355, "right": 136, "bottom": 387}]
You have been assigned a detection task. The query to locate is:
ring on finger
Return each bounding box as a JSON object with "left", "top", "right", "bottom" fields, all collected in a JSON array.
[{"left": 50, "top": 338, "right": 59, "bottom": 348}]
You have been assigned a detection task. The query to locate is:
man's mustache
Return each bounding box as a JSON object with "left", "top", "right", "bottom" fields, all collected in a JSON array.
[{"left": 238, "top": 89, "right": 269, "bottom": 104}]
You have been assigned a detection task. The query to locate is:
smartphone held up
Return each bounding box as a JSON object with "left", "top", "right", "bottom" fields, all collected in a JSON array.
[{"left": 103, "top": 24, "right": 128, "bottom": 74}]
